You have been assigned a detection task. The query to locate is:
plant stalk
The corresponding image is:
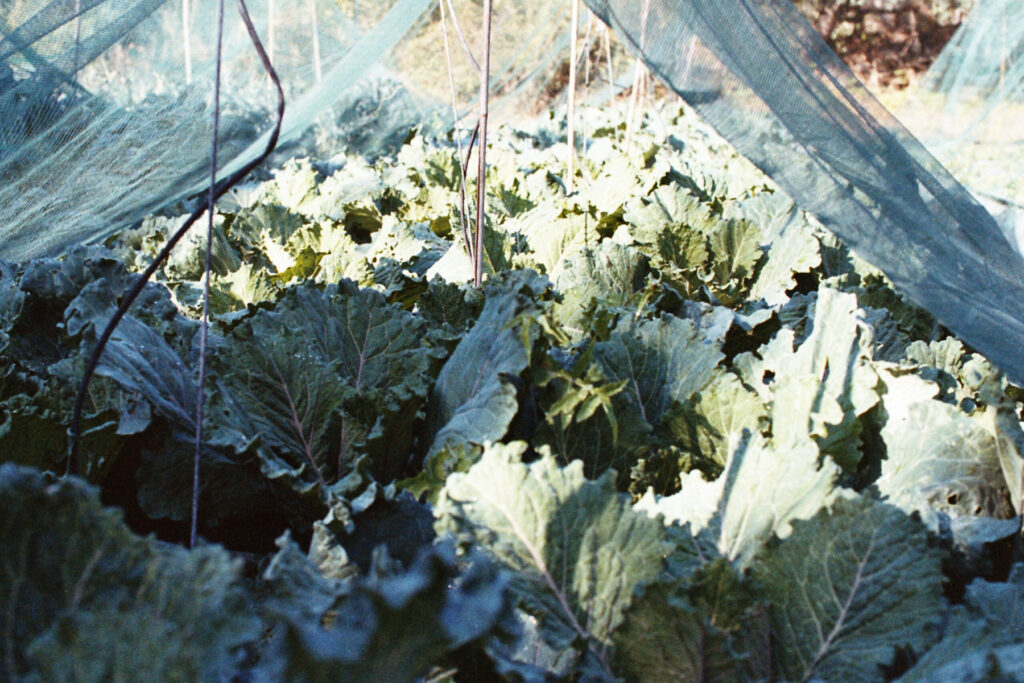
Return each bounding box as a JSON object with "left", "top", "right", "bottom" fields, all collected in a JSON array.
[
  {"left": 439, "top": 0, "right": 474, "bottom": 259},
  {"left": 567, "top": 0, "right": 580, "bottom": 192},
  {"left": 191, "top": 0, "right": 226, "bottom": 550},
  {"left": 68, "top": 0, "right": 285, "bottom": 480},
  {"left": 474, "top": 0, "right": 492, "bottom": 287}
]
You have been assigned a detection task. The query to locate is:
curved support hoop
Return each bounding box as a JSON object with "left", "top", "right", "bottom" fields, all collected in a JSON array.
[{"left": 67, "top": 0, "right": 286, "bottom": 478}]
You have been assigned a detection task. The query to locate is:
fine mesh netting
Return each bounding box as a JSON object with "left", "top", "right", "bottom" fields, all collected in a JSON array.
[
  {"left": 0, "top": 0, "right": 571, "bottom": 260},
  {"left": 925, "top": 0, "right": 1023, "bottom": 131},
  {"left": 889, "top": 0, "right": 1024, "bottom": 207},
  {"left": 585, "top": 0, "right": 1024, "bottom": 385},
  {"left": 3, "top": 0, "right": 1024, "bottom": 383}
]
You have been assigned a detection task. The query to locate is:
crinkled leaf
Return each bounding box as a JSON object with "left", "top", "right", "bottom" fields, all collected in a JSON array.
[
  {"left": 753, "top": 495, "right": 945, "bottom": 682},
  {"left": 736, "top": 286, "right": 879, "bottom": 471},
  {"left": 635, "top": 469, "right": 724, "bottom": 534},
  {"left": 747, "top": 201, "right": 822, "bottom": 306},
  {"left": 640, "top": 429, "right": 837, "bottom": 570},
  {"left": 664, "top": 370, "right": 767, "bottom": 472},
  {"left": 211, "top": 261, "right": 280, "bottom": 311},
  {"left": 878, "top": 398, "right": 1016, "bottom": 520},
  {"left": 0, "top": 465, "right": 259, "bottom": 681},
  {"left": 219, "top": 335, "right": 345, "bottom": 494},
  {"left": 507, "top": 205, "right": 589, "bottom": 275},
  {"left": 624, "top": 185, "right": 712, "bottom": 268},
  {"left": 435, "top": 442, "right": 670, "bottom": 661},
  {"left": 595, "top": 314, "right": 723, "bottom": 429},
  {"left": 613, "top": 559, "right": 771, "bottom": 682},
  {"left": 709, "top": 217, "right": 763, "bottom": 289},
  {"left": 220, "top": 282, "right": 438, "bottom": 488},
  {"left": 553, "top": 242, "right": 651, "bottom": 333},
  {"left": 425, "top": 275, "right": 540, "bottom": 458},
  {"left": 266, "top": 158, "right": 321, "bottom": 214}
]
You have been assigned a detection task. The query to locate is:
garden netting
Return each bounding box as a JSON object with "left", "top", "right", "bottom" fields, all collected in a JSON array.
[
  {"left": 887, "top": 0, "right": 1024, "bottom": 212},
  {"left": 924, "top": 0, "right": 1024, "bottom": 150},
  {"left": 3, "top": 0, "right": 1024, "bottom": 383},
  {"left": 0, "top": 0, "right": 570, "bottom": 260},
  {"left": 585, "top": 0, "right": 1024, "bottom": 386}
]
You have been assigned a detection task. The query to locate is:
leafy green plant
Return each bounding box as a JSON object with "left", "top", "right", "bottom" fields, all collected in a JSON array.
[{"left": 0, "top": 97, "right": 1020, "bottom": 680}]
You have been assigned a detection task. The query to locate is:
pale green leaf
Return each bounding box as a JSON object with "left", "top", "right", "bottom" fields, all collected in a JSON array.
[
  {"left": 878, "top": 398, "right": 1016, "bottom": 519},
  {"left": 595, "top": 314, "right": 724, "bottom": 429},
  {"left": 753, "top": 495, "right": 945, "bottom": 683},
  {"left": 435, "top": 442, "right": 670, "bottom": 653}
]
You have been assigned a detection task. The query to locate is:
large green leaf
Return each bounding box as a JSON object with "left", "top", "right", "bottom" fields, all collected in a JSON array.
[
  {"left": 878, "top": 398, "right": 1016, "bottom": 520},
  {"left": 612, "top": 559, "right": 771, "bottom": 682},
  {"left": 752, "top": 495, "right": 945, "bottom": 682},
  {"left": 424, "top": 274, "right": 542, "bottom": 458},
  {"left": 736, "top": 286, "right": 879, "bottom": 472},
  {"left": 508, "top": 205, "right": 590, "bottom": 274},
  {"left": 0, "top": 465, "right": 259, "bottom": 681},
  {"left": 717, "top": 434, "right": 838, "bottom": 567},
  {"left": 435, "top": 442, "right": 670, "bottom": 673},
  {"left": 94, "top": 314, "right": 198, "bottom": 433},
  {"left": 639, "top": 432, "right": 838, "bottom": 569},
  {"left": 218, "top": 335, "right": 347, "bottom": 494},
  {"left": 595, "top": 314, "right": 724, "bottom": 429},
  {"left": 553, "top": 241, "right": 651, "bottom": 334},
  {"left": 664, "top": 370, "right": 767, "bottom": 472},
  {"left": 709, "top": 216, "right": 763, "bottom": 291},
  {"left": 745, "top": 198, "right": 822, "bottom": 306},
  {"left": 218, "top": 281, "right": 440, "bottom": 490}
]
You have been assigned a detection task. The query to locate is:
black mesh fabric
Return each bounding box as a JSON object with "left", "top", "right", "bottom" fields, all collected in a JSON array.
[{"left": 586, "top": 0, "right": 1024, "bottom": 385}]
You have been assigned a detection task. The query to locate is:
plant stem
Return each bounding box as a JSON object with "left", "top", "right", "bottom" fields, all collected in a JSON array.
[
  {"left": 474, "top": 0, "right": 492, "bottom": 287},
  {"left": 191, "top": 0, "right": 226, "bottom": 550},
  {"left": 439, "top": 0, "right": 474, "bottom": 258},
  {"left": 567, "top": 0, "right": 579, "bottom": 193}
]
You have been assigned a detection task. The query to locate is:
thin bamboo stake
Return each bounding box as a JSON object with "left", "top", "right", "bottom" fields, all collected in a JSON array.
[
  {"left": 624, "top": 58, "right": 643, "bottom": 151},
  {"left": 193, "top": 0, "right": 227, "bottom": 549},
  {"left": 182, "top": 0, "right": 192, "bottom": 84},
  {"left": 446, "top": 0, "right": 481, "bottom": 73},
  {"left": 581, "top": 10, "right": 593, "bottom": 180},
  {"left": 566, "top": 0, "right": 580, "bottom": 192},
  {"left": 439, "top": 0, "right": 474, "bottom": 260},
  {"left": 474, "top": 0, "right": 493, "bottom": 287},
  {"left": 624, "top": 0, "right": 651, "bottom": 152},
  {"left": 310, "top": 0, "right": 322, "bottom": 82}
]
